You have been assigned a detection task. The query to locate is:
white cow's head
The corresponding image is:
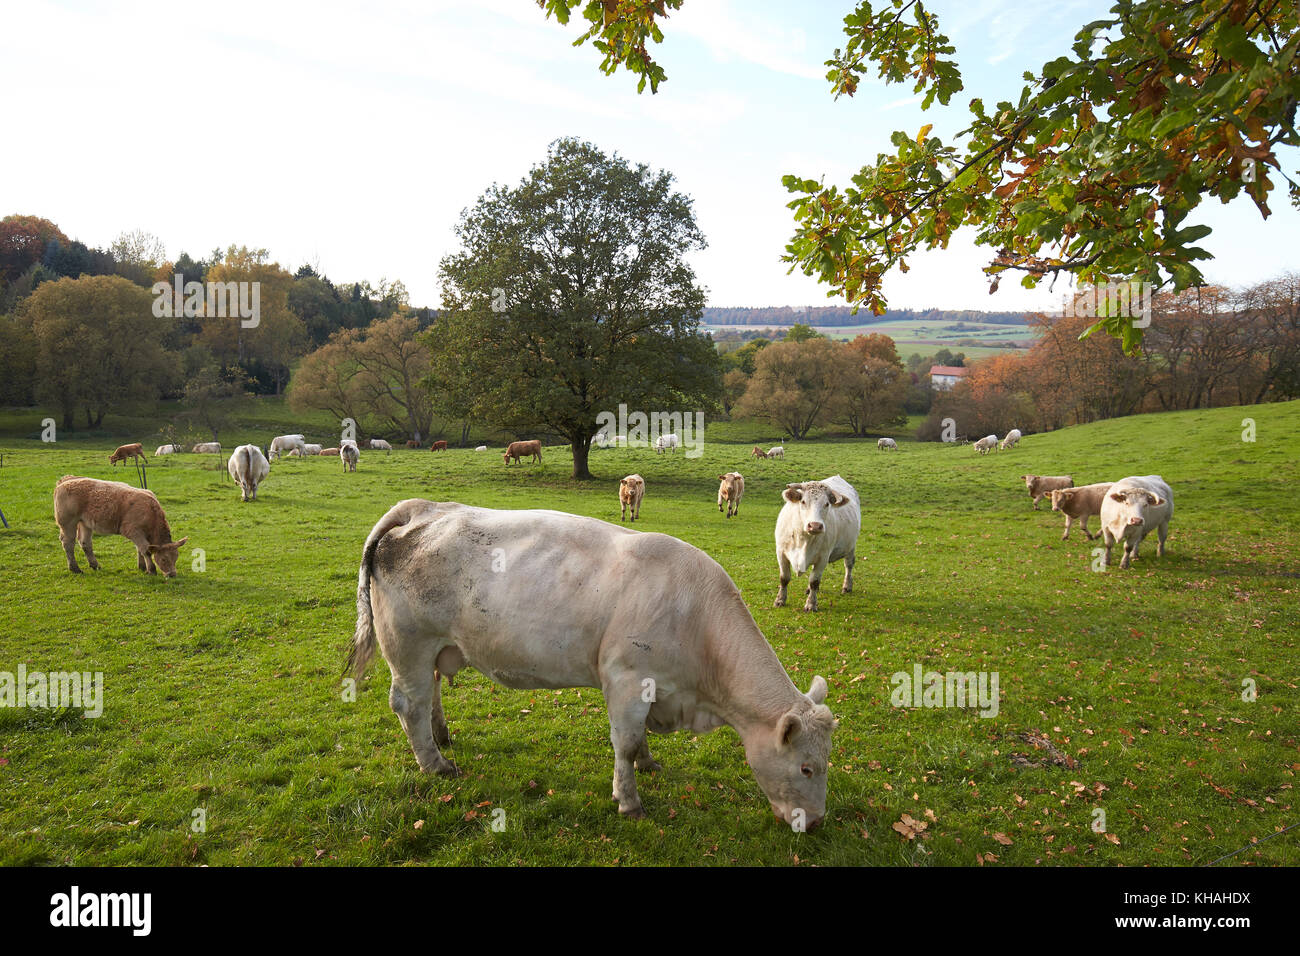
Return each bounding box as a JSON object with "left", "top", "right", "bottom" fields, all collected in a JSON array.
[
  {"left": 1108, "top": 486, "right": 1166, "bottom": 530},
  {"left": 782, "top": 481, "right": 851, "bottom": 536},
  {"left": 746, "top": 676, "right": 837, "bottom": 830}
]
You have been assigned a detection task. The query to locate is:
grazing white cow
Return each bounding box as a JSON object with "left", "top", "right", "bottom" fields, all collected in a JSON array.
[
  {"left": 301, "top": 443, "right": 323, "bottom": 456},
  {"left": 269, "top": 434, "right": 306, "bottom": 460},
  {"left": 348, "top": 499, "right": 837, "bottom": 825},
  {"left": 370, "top": 439, "right": 392, "bottom": 453},
  {"left": 654, "top": 433, "right": 679, "bottom": 454},
  {"left": 767, "top": 446, "right": 785, "bottom": 459},
  {"left": 999, "top": 429, "right": 1022, "bottom": 450},
  {"left": 973, "top": 435, "right": 998, "bottom": 455},
  {"left": 154, "top": 444, "right": 181, "bottom": 456},
  {"left": 228, "top": 444, "right": 270, "bottom": 502},
  {"left": 717, "top": 472, "right": 744, "bottom": 519},
  {"left": 342, "top": 444, "right": 360, "bottom": 472},
  {"left": 192, "top": 442, "right": 221, "bottom": 454},
  {"left": 877, "top": 438, "right": 897, "bottom": 451},
  {"left": 474, "top": 445, "right": 488, "bottom": 452},
  {"left": 774, "top": 476, "right": 861, "bottom": 612},
  {"left": 1100, "top": 475, "right": 1173, "bottom": 569}
]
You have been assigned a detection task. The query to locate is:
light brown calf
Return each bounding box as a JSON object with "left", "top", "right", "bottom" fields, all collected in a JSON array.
[
  {"left": 430, "top": 440, "right": 448, "bottom": 451},
  {"left": 1050, "top": 482, "right": 1114, "bottom": 540},
  {"left": 320, "top": 447, "right": 341, "bottom": 456},
  {"left": 751, "top": 445, "right": 769, "bottom": 460},
  {"left": 108, "top": 443, "right": 145, "bottom": 467},
  {"left": 503, "top": 440, "right": 542, "bottom": 465},
  {"left": 619, "top": 474, "right": 644, "bottom": 522},
  {"left": 53, "top": 476, "right": 187, "bottom": 577},
  {"left": 717, "top": 472, "right": 744, "bottom": 519},
  {"left": 1022, "top": 474, "right": 1073, "bottom": 510}
]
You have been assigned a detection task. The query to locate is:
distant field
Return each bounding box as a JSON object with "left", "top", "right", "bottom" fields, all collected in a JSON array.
[
  {"left": 706, "top": 319, "right": 1037, "bottom": 359},
  {"left": 0, "top": 402, "right": 1296, "bottom": 866}
]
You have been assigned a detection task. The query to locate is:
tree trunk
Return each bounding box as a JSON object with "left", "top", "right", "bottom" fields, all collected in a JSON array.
[
  {"left": 570, "top": 432, "right": 594, "bottom": 480},
  {"left": 460, "top": 421, "right": 471, "bottom": 446}
]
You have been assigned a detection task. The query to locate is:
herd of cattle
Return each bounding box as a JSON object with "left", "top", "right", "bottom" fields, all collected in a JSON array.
[{"left": 48, "top": 428, "right": 1175, "bottom": 827}]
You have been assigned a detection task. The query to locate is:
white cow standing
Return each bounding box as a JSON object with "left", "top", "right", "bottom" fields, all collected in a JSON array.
[
  {"left": 228, "top": 444, "right": 270, "bottom": 501},
  {"left": 774, "top": 475, "right": 861, "bottom": 612},
  {"left": 269, "top": 434, "right": 306, "bottom": 460},
  {"left": 154, "top": 444, "right": 181, "bottom": 456},
  {"left": 654, "top": 433, "right": 679, "bottom": 454},
  {"left": 192, "top": 442, "right": 221, "bottom": 454},
  {"left": 370, "top": 439, "right": 393, "bottom": 453},
  {"left": 1099, "top": 475, "right": 1174, "bottom": 569},
  {"left": 973, "top": 435, "right": 998, "bottom": 455},
  {"left": 767, "top": 446, "right": 785, "bottom": 459},
  {"left": 348, "top": 499, "right": 837, "bottom": 826},
  {"left": 999, "top": 429, "right": 1022, "bottom": 450},
  {"left": 877, "top": 438, "right": 897, "bottom": 451},
  {"left": 342, "top": 444, "right": 360, "bottom": 472}
]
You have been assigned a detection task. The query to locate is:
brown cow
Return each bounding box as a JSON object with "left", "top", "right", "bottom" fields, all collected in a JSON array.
[
  {"left": 1050, "top": 482, "right": 1114, "bottom": 540},
  {"left": 108, "top": 443, "right": 145, "bottom": 467},
  {"left": 53, "top": 476, "right": 187, "bottom": 576},
  {"left": 430, "top": 440, "right": 448, "bottom": 451},
  {"left": 619, "top": 474, "right": 645, "bottom": 522},
  {"left": 717, "top": 472, "right": 745, "bottom": 518},
  {"left": 751, "top": 446, "right": 769, "bottom": 460},
  {"left": 406, "top": 440, "right": 420, "bottom": 449},
  {"left": 1022, "top": 474, "right": 1073, "bottom": 510},
  {"left": 320, "top": 447, "right": 341, "bottom": 456},
  {"left": 503, "top": 440, "right": 542, "bottom": 465}
]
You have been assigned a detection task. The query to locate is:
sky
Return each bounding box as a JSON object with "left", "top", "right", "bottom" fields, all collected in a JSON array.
[{"left": 5, "top": 0, "right": 1298, "bottom": 314}]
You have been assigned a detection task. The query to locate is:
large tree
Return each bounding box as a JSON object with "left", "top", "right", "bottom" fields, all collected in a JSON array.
[
  {"left": 732, "top": 337, "right": 853, "bottom": 439},
  {"left": 431, "top": 137, "right": 721, "bottom": 479},
  {"left": 543, "top": 0, "right": 1300, "bottom": 353}
]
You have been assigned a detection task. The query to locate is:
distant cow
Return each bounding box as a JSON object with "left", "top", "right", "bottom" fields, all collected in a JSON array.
[
  {"left": 1100, "top": 476, "right": 1173, "bottom": 570},
  {"left": 655, "top": 433, "right": 679, "bottom": 454},
  {"left": 53, "top": 476, "right": 187, "bottom": 576},
  {"left": 269, "top": 434, "right": 306, "bottom": 460},
  {"left": 717, "top": 472, "right": 745, "bottom": 519},
  {"left": 406, "top": 440, "right": 420, "bottom": 449},
  {"left": 155, "top": 444, "right": 181, "bottom": 456},
  {"left": 108, "top": 443, "right": 145, "bottom": 467},
  {"left": 430, "top": 440, "right": 448, "bottom": 451},
  {"left": 370, "top": 439, "right": 393, "bottom": 453},
  {"left": 474, "top": 445, "right": 488, "bottom": 452},
  {"left": 320, "top": 447, "right": 341, "bottom": 457},
  {"left": 348, "top": 498, "right": 837, "bottom": 826},
  {"left": 877, "top": 438, "right": 898, "bottom": 451},
  {"left": 751, "top": 446, "right": 769, "bottom": 460},
  {"left": 774, "top": 476, "right": 861, "bottom": 612},
  {"left": 192, "top": 442, "right": 221, "bottom": 454},
  {"left": 1023, "top": 474, "right": 1074, "bottom": 510},
  {"left": 618, "top": 474, "right": 645, "bottom": 522},
  {"left": 999, "top": 429, "right": 1022, "bottom": 451},
  {"left": 504, "top": 440, "right": 542, "bottom": 465},
  {"left": 973, "top": 435, "right": 998, "bottom": 455},
  {"left": 1050, "top": 482, "right": 1113, "bottom": 540},
  {"left": 302, "top": 443, "right": 323, "bottom": 456},
  {"left": 228, "top": 444, "right": 270, "bottom": 502},
  {"left": 342, "top": 444, "right": 360, "bottom": 472},
  {"left": 767, "top": 446, "right": 784, "bottom": 459}
]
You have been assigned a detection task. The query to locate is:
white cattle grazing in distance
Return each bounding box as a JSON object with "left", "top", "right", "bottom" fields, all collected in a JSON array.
[
  {"left": 342, "top": 444, "right": 360, "bottom": 472},
  {"left": 269, "top": 434, "right": 306, "bottom": 460},
  {"left": 370, "top": 439, "right": 393, "bottom": 453},
  {"left": 228, "top": 444, "right": 270, "bottom": 502},
  {"left": 654, "top": 433, "right": 679, "bottom": 454},
  {"left": 767, "top": 446, "right": 785, "bottom": 459},
  {"left": 619, "top": 474, "right": 645, "bottom": 522},
  {"left": 348, "top": 499, "right": 838, "bottom": 826},
  {"left": 154, "top": 444, "right": 181, "bottom": 456},
  {"left": 717, "top": 472, "right": 744, "bottom": 519},
  {"left": 1100, "top": 476, "right": 1173, "bottom": 569},
  {"left": 999, "top": 429, "right": 1022, "bottom": 450},
  {"left": 192, "top": 442, "right": 221, "bottom": 454},
  {"left": 774, "top": 475, "right": 861, "bottom": 612},
  {"left": 302, "top": 443, "right": 323, "bottom": 456},
  {"left": 877, "top": 438, "right": 897, "bottom": 451},
  {"left": 474, "top": 445, "right": 488, "bottom": 452},
  {"left": 973, "top": 435, "right": 998, "bottom": 455}
]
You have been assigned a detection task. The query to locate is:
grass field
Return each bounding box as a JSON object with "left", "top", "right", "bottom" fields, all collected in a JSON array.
[
  {"left": 0, "top": 402, "right": 1296, "bottom": 866},
  {"left": 705, "top": 319, "right": 1037, "bottom": 360}
]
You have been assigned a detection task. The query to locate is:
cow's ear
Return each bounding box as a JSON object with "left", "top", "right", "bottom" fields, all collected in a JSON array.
[
  {"left": 829, "top": 491, "right": 850, "bottom": 507},
  {"left": 718, "top": 475, "right": 727, "bottom": 481},
  {"left": 1147, "top": 493, "right": 1165, "bottom": 506},
  {"left": 777, "top": 711, "right": 803, "bottom": 749},
  {"left": 782, "top": 485, "right": 803, "bottom": 503},
  {"left": 1109, "top": 491, "right": 1125, "bottom": 502},
  {"left": 807, "top": 675, "right": 828, "bottom": 704}
]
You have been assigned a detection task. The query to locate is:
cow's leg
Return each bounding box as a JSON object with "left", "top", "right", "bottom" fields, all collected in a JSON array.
[
  {"left": 389, "top": 674, "right": 458, "bottom": 776},
  {"left": 1031, "top": 494, "right": 1040, "bottom": 510},
  {"left": 842, "top": 549, "right": 855, "bottom": 594},
  {"left": 603, "top": 677, "right": 652, "bottom": 818},
  {"left": 634, "top": 736, "right": 662, "bottom": 774},
  {"left": 1061, "top": 514, "right": 1073, "bottom": 540},
  {"left": 805, "top": 562, "right": 824, "bottom": 612},
  {"left": 1081, "top": 516, "right": 1094, "bottom": 540},
  {"left": 1100, "top": 528, "right": 1115, "bottom": 568},
  {"left": 58, "top": 520, "right": 81, "bottom": 573},
  {"left": 1156, "top": 521, "right": 1169, "bottom": 557},
  {"left": 430, "top": 673, "right": 451, "bottom": 749},
  {"left": 77, "top": 525, "right": 99, "bottom": 570},
  {"left": 774, "top": 552, "right": 792, "bottom": 607}
]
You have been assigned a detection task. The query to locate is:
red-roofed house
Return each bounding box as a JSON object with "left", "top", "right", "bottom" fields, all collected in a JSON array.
[{"left": 929, "top": 365, "right": 967, "bottom": 390}]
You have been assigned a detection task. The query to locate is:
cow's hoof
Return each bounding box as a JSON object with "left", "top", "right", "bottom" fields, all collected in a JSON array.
[
  {"left": 635, "top": 758, "right": 663, "bottom": 773},
  {"left": 89, "top": 562, "right": 100, "bottom": 570},
  {"left": 773, "top": 598, "right": 786, "bottom": 608},
  {"left": 69, "top": 566, "right": 82, "bottom": 574},
  {"left": 432, "top": 759, "right": 461, "bottom": 777},
  {"left": 619, "top": 805, "right": 648, "bottom": 820}
]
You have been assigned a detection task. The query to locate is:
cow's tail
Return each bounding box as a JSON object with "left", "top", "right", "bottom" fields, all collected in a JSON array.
[{"left": 347, "top": 499, "right": 427, "bottom": 681}]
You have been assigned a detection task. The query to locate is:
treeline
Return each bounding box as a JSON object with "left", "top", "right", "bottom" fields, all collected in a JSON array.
[
  {"left": 918, "top": 277, "right": 1300, "bottom": 440},
  {"left": 0, "top": 213, "right": 431, "bottom": 433},
  {"left": 704, "top": 305, "right": 1030, "bottom": 327}
]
